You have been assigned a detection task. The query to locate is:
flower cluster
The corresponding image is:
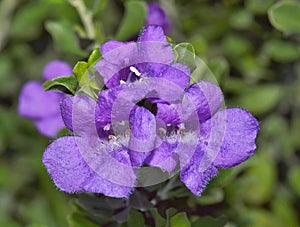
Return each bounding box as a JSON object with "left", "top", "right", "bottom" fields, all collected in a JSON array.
[
  {"left": 42, "top": 25, "right": 259, "bottom": 198},
  {"left": 18, "top": 60, "right": 72, "bottom": 137}
]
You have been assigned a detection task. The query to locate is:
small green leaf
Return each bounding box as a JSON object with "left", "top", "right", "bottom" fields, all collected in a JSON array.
[
  {"left": 73, "top": 61, "right": 89, "bottom": 84},
  {"left": 88, "top": 48, "right": 101, "bottom": 67},
  {"left": 173, "top": 43, "right": 196, "bottom": 72},
  {"left": 128, "top": 209, "right": 144, "bottom": 227},
  {"left": 116, "top": 1, "right": 147, "bottom": 40},
  {"left": 45, "top": 20, "right": 86, "bottom": 56},
  {"left": 43, "top": 76, "right": 78, "bottom": 95},
  {"left": 268, "top": 1, "right": 300, "bottom": 33},
  {"left": 67, "top": 212, "right": 98, "bottom": 227},
  {"left": 150, "top": 208, "right": 166, "bottom": 227},
  {"left": 170, "top": 212, "right": 191, "bottom": 227}
]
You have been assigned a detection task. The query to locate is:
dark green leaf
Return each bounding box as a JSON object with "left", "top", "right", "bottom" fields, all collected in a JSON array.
[
  {"left": 43, "top": 76, "right": 78, "bottom": 95},
  {"left": 128, "top": 209, "right": 144, "bottom": 227},
  {"left": 268, "top": 1, "right": 300, "bottom": 33},
  {"left": 116, "top": 1, "right": 147, "bottom": 40}
]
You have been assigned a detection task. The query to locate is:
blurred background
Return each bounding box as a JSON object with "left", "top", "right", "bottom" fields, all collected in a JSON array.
[{"left": 0, "top": 0, "right": 299, "bottom": 226}]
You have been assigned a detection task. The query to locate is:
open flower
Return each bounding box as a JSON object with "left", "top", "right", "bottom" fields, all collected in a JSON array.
[
  {"left": 18, "top": 60, "right": 72, "bottom": 137},
  {"left": 42, "top": 25, "right": 259, "bottom": 197}
]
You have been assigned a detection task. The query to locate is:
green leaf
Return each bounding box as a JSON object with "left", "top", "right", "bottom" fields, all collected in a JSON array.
[
  {"left": 10, "top": 1, "right": 48, "bottom": 39},
  {"left": 169, "top": 212, "right": 191, "bottom": 227},
  {"left": 268, "top": 1, "right": 300, "bottom": 33},
  {"left": 271, "top": 196, "right": 299, "bottom": 227},
  {"left": 194, "top": 188, "right": 224, "bottom": 206},
  {"left": 233, "top": 85, "right": 281, "bottom": 115},
  {"left": 73, "top": 61, "right": 89, "bottom": 84},
  {"left": 45, "top": 20, "right": 86, "bottom": 56},
  {"left": 150, "top": 208, "right": 166, "bottom": 227},
  {"left": 229, "top": 10, "right": 253, "bottom": 29},
  {"left": 116, "top": 1, "right": 147, "bottom": 40},
  {"left": 242, "top": 152, "right": 276, "bottom": 204},
  {"left": 67, "top": 212, "right": 98, "bottom": 227},
  {"left": 173, "top": 43, "right": 196, "bottom": 72},
  {"left": 191, "top": 216, "right": 227, "bottom": 227},
  {"left": 246, "top": 0, "right": 275, "bottom": 14},
  {"left": 88, "top": 48, "right": 101, "bottom": 67},
  {"left": 128, "top": 209, "right": 144, "bottom": 227},
  {"left": 263, "top": 39, "right": 299, "bottom": 62},
  {"left": 288, "top": 166, "right": 300, "bottom": 197},
  {"left": 43, "top": 76, "right": 78, "bottom": 95}
]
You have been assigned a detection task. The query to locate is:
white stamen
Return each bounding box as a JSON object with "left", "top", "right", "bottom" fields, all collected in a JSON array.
[
  {"left": 120, "top": 80, "right": 126, "bottom": 84},
  {"left": 129, "top": 66, "right": 141, "bottom": 76},
  {"left": 103, "top": 123, "right": 111, "bottom": 131}
]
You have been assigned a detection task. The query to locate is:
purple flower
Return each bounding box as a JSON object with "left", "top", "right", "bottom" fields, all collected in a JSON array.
[
  {"left": 42, "top": 26, "right": 259, "bottom": 198},
  {"left": 18, "top": 60, "right": 72, "bottom": 137},
  {"left": 94, "top": 25, "right": 189, "bottom": 89},
  {"left": 146, "top": 3, "right": 171, "bottom": 34}
]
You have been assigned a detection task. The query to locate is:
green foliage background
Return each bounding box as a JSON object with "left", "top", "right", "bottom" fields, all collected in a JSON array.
[{"left": 0, "top": 0, "right": 300, "bottom": 226}]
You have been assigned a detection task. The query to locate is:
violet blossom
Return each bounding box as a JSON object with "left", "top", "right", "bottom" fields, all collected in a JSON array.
[
  {"left": 146, "top": 3, "right": 171, "bottom": 34},
  {"left": 42, "top": 25, "right": 259, "bottom": 198},
  {"left": 18, "top": 60, "right": 72, "bottom": 137}
]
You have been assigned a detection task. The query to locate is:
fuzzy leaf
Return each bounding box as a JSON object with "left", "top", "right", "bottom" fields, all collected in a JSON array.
[{"left": 43, "top": 76, "right": 78, "bottom": 95}]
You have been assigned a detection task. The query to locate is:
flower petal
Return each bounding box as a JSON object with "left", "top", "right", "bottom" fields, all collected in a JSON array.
[
  {"left": 145, "top": 140, "right": 179, "bottom": 172},
  {"left": 180, "top": 143, "right": 218, "bottom": 196},
  {"left": 18, "top": 81, "right": 62, "bottom": 119},
  {"left": 202, "top": 108, "right": 259, "bottom": 168},
  {"left": 42, "top": 136, "right": 93, "bottom": 192},
  {"left": 138, "top": 25, "right": 174, "bottom": 64},
  {"left": 182, "top": 81, "right": 223, "bottom": 123},
  {"left": 35, "top": 114, "right": 64, "bottom": 137},
  {"left": 61, "top": 94, "right": 104, "bottom": 137},
  {"left": 129, "top": 106, "right": 157, "bottom": 153},
  {"left": 146, "top": 3, "right": 171, "bottom": 34},
  {"left": 83, "top": 142, "right": 134, "bottom": 198},
  {"left": 43, "top": 60, "right": 73, "bottom": 81},
  {"left": 76, "top": 136, "right": 136, "bottom": 189},
  {"left": 156, "top": 103, "right": 180, "bottom": 125}
]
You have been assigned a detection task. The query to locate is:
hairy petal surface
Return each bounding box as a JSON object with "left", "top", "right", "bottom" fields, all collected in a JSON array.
[
  {"left": 180, "top": 143, "right": 218, "bottom": 196},
  {"left": 202, "top": 108, "right": 259, "bottom": 168},
  {"left": 42, "top": 136, "right": 93, "bottom": 193},
  {"left": 183, "top": 81, "right": 223, "bottom": 123}
]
